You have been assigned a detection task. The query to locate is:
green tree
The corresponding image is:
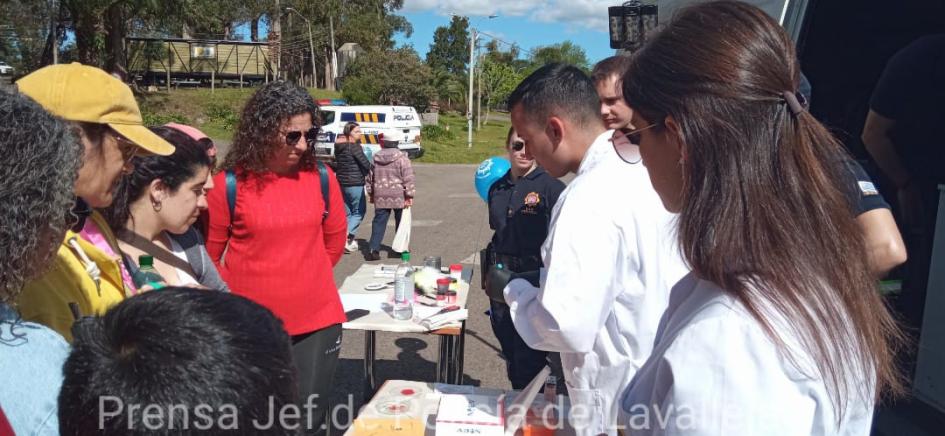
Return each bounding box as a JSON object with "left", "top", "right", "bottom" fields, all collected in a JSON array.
[
  {"left": 239, "top": 0, "right": 271, "bottom": 41},
  {"left": 286, "top": 0, "right": 411, "bottom": 53},
  {"left": 431, "top": 67, "right": 467, "bottom": 111},
  {"left": 2, "top": 0, "right": 247, "bottom": 73},
  {"left": 425, "top": 15, "right": 468, "bottom": 77},
  {"left": 342, "top": 47, "right": 435, "bottom": 111},
  {"left": 1, "top": 0, "right": 411, "bottom": 85},
  {"left": 0, "top": 0, "right": 62, "bottom": 72},
  {"left": 278, "top": 0, "right": 411, "bottom": 87},
  {"left": 530, "top": 41, "right": 589, "bottom": 71},
  {"left": 480, "top": 58, "right": 521, "bottom": 114},
  {"left": 483, "top": 39, "right": 518, "bottom": 65},
  {"left": 54, "top": 0, "right": 185, "bottom": 72}
]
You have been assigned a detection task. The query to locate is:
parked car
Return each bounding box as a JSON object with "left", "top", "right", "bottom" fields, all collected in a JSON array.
[{"left": 0, "top": 61, "right": 14, "bottom": 76}]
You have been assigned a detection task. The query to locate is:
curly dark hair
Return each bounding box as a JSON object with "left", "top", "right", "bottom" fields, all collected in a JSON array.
[
  {"left": 60, "top": 288, "right": 298, "bottom": 434},
  {"left": 0, "top": 91, "right": 82, "bottom": 303},
  {"left": 222, "top": 81, "right": 320, "bottom": 173}
]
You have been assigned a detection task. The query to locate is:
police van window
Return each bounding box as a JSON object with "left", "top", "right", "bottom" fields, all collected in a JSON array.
[
  {"left": 318, "top": 111, "right": 335, "bottom": 125},
  {"left": 341, "top": 112, "right": 386, "bottom": 123}
]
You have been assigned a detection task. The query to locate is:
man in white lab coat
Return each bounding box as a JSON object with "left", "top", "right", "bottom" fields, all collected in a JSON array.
[{"left": 501, "top": 64, "right": 689, "bottom": 435}]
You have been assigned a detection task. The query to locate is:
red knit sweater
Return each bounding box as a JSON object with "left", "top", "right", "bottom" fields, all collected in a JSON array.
[{"left": 206, "top": 167, "right": 347, "bottom": 335}]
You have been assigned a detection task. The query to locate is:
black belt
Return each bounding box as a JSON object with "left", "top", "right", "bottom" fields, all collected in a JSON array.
[{"left": 494, "top": 254, "right": 542, "bottom": 272}]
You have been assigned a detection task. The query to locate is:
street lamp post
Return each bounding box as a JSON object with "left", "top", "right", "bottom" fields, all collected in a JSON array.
[
  {"left": 452, "top": 14, "right": 498, "bottom": 148},
  {"left": 329, "top": 15, "right": 338, "bottom": 90},
  {"left": 286, "top": 7, "right": 317, "bottom": 88},
  {"left": 467, "top": 28, "right": 476, "bottom": 148}
]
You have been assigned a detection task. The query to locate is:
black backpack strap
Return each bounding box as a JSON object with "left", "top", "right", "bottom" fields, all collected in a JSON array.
[
  {"left": 225, "top": 170, "right": 237, "bottom": 233},
  {"left": 316, "top": 161, "right": 329, "bottom": 222}
]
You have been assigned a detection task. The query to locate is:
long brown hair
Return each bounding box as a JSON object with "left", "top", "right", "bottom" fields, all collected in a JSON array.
[{"left": 622, "top": 0, "right": 905, "bottom": 416}]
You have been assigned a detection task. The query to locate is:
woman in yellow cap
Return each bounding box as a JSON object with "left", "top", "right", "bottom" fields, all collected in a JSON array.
[{"left": 15, "top": 62, "right": 175, "bottom": 340}]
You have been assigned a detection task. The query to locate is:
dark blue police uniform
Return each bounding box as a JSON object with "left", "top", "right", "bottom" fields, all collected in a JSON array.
[{"left": 485, "top": 166, "right": 565, "bottom": 389}]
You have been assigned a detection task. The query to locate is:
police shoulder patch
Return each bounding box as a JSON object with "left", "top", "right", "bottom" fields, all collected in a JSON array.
[{"left": 858, "top": 181, "right": 879, "bottom": 196}]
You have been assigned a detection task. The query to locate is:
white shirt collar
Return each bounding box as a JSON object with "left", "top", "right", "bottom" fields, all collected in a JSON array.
[{"left": 577, "top": 130, "right": 618, "bottom": 176}]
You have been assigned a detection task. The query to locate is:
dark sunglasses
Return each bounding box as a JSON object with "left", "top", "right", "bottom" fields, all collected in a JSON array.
[
  {"left": 510, "top": 140, "right": 525, "bottom": 151},
  {"left": 285, "top": 127, "right": 320, "bottom": 146},
  {"left": 613, "top": 123, "right": 661, "bottom": 164}
]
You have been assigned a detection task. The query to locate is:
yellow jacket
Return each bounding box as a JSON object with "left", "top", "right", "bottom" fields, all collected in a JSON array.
[{"left": 17, "top": 211, "right": 128, "bottom": 341}]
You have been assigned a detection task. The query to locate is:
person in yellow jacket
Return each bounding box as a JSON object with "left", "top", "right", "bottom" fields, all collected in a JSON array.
[{"left": 15, "top": 63, "right": 175, "bottom": 340}]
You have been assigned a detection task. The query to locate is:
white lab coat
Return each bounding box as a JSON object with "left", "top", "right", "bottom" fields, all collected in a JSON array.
[
  {"left": 620, "top": 273, "right": 875, "bottom": 435},
  {"left": 504, "top": 131, "right": 690, "bottom": 436}
]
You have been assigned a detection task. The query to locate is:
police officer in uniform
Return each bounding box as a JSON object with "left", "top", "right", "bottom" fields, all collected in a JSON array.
[{"left": 484, "top": 127, "right": 565, "bottom": 389}]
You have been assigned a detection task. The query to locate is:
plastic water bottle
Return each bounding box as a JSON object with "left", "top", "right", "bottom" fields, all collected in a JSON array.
[
  {"left": 132, "top": 255, "right": 166, "bottom": 290},
  {"left": 393, "top": 251, "right": 414, "bottom": 320}
]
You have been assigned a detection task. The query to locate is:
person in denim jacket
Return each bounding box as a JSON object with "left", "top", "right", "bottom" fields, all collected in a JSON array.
[{"left": 0, "top": 88, "right": 83, "bottom": 435}]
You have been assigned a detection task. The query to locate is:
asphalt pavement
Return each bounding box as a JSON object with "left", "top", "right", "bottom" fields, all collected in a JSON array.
[{"left": 327, "top": 163, "right": 514, "bottom": 431}]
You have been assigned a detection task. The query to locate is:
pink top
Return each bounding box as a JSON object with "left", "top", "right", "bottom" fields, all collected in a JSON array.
[{"left": 79, "top": 220, "right": 135, "bottom": 293}]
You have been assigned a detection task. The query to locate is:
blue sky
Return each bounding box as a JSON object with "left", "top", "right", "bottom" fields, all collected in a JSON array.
[
  {"left": 394, "top": 7, "right": 615, "bottom": 65},
  {"left": 163, "top": 1, "right": 622, "bottom": 65},
  {"left": 391, "top": 1, "right": 791, "bottom": 64}
]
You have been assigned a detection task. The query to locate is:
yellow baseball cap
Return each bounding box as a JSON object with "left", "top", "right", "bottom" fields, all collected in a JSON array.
[{"left": 15, "top": 62, "right": 175, "bottom": 155}]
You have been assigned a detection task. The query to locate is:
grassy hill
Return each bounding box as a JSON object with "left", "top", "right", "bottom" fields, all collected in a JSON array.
[
  {"left": 138, "top": 87, "right": 342, "bottom": 141},
  {"left": 415, "top": 113, "right": 510, "bottom": 164},
  {"left": 138, "top": 88, "right": 510, "bottom": 164}
]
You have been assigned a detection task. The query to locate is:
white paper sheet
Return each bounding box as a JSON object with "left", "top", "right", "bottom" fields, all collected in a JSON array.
[{"left": 340, "top": 294, "right": 388, "bottom": 313}]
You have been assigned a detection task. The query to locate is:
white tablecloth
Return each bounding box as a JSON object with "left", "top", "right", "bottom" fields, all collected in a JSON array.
[{"left": 339, "top": 264, "right": 470, "bottom": 334}]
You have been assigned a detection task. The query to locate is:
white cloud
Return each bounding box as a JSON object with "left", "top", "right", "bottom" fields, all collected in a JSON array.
[
  {"left": 403, "top": 0, "right": 791, "bottom": 26},
  {"left": 533, "top": 1, "right": 611, "bottom": 31},
  {"left": 402, "top": 0, "right": 613, "bottom": 32}
]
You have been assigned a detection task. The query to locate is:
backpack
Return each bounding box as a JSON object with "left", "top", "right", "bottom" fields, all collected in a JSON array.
[{"left": 224, "top": 161, "right": 330, "bottom": 234}]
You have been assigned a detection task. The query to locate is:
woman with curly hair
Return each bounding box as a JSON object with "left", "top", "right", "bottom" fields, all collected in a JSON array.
[
  {"left": 0, "top": 91, "right": 83, "bottom": 435},
  {"left": 205, "top": 81, "right": 346, "bottom": 434},
  {"left": 103, "top": 126, "right": 229, "bottom": 292}
]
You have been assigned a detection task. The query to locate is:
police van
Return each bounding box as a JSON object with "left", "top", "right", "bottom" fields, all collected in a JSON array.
[{"left": 315, "top": 103, "right": 424, "bottom": 159}]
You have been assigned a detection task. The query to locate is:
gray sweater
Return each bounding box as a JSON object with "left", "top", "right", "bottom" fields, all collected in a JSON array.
[{"left": 124, "top": 227, "right": 230, "bottom": 292}]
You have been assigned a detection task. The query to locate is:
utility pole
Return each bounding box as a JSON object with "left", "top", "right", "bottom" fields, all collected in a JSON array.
[
  {"left": 286, "top": 7, "right": 317, "bottom": 89},
  {"left": 272, "top": 0, "right": 281, "bottom": 79},
  {"left": 306, "top": 22, "right": 316, "bottom": 88},
  {"left": 451, "top": 13, "right": 498, "bottom": 147},
  {"left": 51, "top": 0, "right": 58, "bottom": 64},
  {"left": 329, "top": 15, "right": 337, "bottom": 90},
  {"left": 467, "top": 28, "right": 476, "bottom": 148},
  {"left": 477, "top": 51, "right": 483, "bottom": 131}
]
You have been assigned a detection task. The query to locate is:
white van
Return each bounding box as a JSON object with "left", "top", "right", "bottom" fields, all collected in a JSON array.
[{"left": 315, "top": 105, "right": 424, "bottom": 159}]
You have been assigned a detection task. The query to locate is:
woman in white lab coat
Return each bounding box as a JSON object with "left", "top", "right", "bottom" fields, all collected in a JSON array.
[{"left": 614, "top": 1, "right": 906, "bottom": 435}]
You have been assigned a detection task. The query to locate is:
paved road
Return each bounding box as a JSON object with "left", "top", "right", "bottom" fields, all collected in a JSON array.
[
  {"left": 206, "top": 145, "right": 529, "bottom": 427},
  {"left": 327, "top": 163, "right": 513, "bottom": 430}
]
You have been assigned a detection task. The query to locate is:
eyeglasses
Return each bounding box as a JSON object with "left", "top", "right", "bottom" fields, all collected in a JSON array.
[
  {"left": 110, "top": 130, "right": 139, "bottom": 165},
  {"left": 612, "top": 122, "right": 661, "bottom": 164},
  {"left": 285, "top": 127, "right": 320, "bottom": 146},
  {"left": 510, "top": 141, "right": 525, "bottom": 151}
]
